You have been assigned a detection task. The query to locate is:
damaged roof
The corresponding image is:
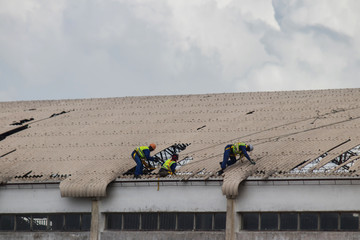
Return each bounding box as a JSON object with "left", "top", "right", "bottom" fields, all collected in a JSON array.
[{"left": 1, "top": 88, "right": 360, "bottom": 197}]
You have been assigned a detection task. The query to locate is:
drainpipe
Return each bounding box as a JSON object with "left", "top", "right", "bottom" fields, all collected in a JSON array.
[
  {"left": 90, "top": 198, "right": 100, "bottom": 240},
  {"left": 225, "top": 196, "right": 236, "bottom": 240}
]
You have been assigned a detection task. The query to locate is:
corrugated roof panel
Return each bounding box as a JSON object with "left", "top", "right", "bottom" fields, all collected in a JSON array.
[{"left": 1, "top": 89, "right": 360, "bottom": 197}]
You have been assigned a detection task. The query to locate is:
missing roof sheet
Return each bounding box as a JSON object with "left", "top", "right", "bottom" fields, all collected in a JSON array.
[
  {"left": 0, "top": 125, "right": 29, "bottom": 141},
  {"left": 197, "top": 125, "right": 206, "bottom": 130},
  {"left": 50, "top": 111, "right": 69, "bottom": 118},
  {"left": 0, "top": 149, "right": 16, "bottom": 158},
  {"left": 10, "top": 118, "right": 34, "bottom": 126},
  {"left": 291, "top": 143, "right": 360, "bottom": 174},
  {"left": 123, "top": 143, "right": 192, "bottom": 176}
]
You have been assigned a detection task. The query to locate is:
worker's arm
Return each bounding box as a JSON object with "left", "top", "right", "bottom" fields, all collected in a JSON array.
[
  {"left": 143, "top": 149, "right": 155, "bottom": 161},
  {"left": 239, "top": 145, "right": 251, "bottom": 161},
  {"left": 170, "top": 163, "right": 177, "bottom": 174}
]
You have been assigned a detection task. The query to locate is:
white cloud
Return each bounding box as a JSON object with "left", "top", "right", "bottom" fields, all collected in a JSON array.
[
  {"left": 286, "top": 0, "right": 360, "bottom": 37},
  {"left": 0, "top": 0, "right": 359, "bottom": 101},
  {"left": 241, "top": 0, "right": 360, "bottom": 92}
]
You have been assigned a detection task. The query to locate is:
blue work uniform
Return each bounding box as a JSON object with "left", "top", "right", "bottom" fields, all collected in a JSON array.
[
  {"left": 159, "top": 159, "right": 177, "bottom": 177},
  {"left": 131, "top": 146, "right": 155, "bottom": 177},
  {"left": 221, "top": 143, "right": 252, "bottom": 170}
]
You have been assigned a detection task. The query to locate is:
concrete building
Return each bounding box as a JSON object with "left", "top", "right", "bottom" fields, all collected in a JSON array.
[{"left": 1, "top": 88, "right": 360, "bottom": 240}]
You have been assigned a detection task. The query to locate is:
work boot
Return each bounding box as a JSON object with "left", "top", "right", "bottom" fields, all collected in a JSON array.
[
  {"left": 134, "top": 175, "right": 141, "bottom": 179},
  {"left": 249, "top": 160, "right": 256, "bottom": 165}
]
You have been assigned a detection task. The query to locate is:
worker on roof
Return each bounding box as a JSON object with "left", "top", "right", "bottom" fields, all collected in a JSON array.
[
  {"left": 218, "top": 142, "right": 255, "bottom": 175},
  {"left": 131, "top": 143, "right": 157, "bottom": 178},
  {"left": 159, "top": 154, "right": 178, "bottom": 177}
]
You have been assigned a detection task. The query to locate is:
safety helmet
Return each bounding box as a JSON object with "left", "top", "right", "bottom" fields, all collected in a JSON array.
[
  {"left": 247, "top": 144, "right": 254, "bottom": 151},
  {"left": 149, "top": 143, "right": 156, "bottom": 150},
  {"left": 172, "top": 154, "right": 179, "bottom": 161}
]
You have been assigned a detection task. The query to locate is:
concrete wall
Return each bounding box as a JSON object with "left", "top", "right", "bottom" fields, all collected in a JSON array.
[
  {"left": 101, "top": 231, "right": 225, "bottom": 240},
  {"left": 236, "top": 179, "right": 360, "bottom": 212},
  {"left": 1, "top": 231, "right": 359, "bottom": 240},
  {"left": 101, "top": 181, "right": 226, "bottom": 212},
  {"left": 0, "top": 232, "right": 89, "bottom": 240},
  {"left": 1, "top": 179, "right": 360, "bottom": 240},
  {"left": 0, "top": 184, "right": 91, "bottom": 213},
  {"left": 236, "top": 232, "right": 360, "bottom": 240}
]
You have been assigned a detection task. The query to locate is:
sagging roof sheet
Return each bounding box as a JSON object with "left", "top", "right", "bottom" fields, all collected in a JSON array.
[{"left": 1, "top": 89, "right": 360, "bottom": 197}]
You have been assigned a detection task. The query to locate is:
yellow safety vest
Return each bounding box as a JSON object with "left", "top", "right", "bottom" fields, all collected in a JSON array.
[
  {"left": 135, "top": 146, "right": 149, "bottom": 159},
  {"left": 161, "top": 159, "right": 176, "bottom": 171},
  {"left": 232, "top": 142, "right": 247, "bottom": 155}
]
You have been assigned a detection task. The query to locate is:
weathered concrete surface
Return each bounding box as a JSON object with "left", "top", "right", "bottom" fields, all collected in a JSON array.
[
  {"left": 236, "top": 232, "right": 360, "bottom": 240},
  {"left": 226, "top": 198, "right": 235, "bottom": 240},
  {"left": 237, "top": 180, "right": 360, "bottom": 212},
  {"left": 1, "top": 231, "right": 360, "bottom": 240},
  {"left": 90, "top": 199, "right": 100, "bottom": 240},
  {"left": 101, "top": 231, "right": 226, "bottom": 240},
  {"left": 0, "top": 232, "right": 89, "bottom": 240}
]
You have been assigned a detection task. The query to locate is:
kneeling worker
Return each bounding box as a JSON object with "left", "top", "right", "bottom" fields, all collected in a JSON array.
[
  {"left": 131, "top": 143, "right": 157, "bottom": 178},
  {"left": 218, "top": 142, "right": 254, "bottom": 175},
  {"left": 159, "top": 154, "right": 178, "bottom": 177}
]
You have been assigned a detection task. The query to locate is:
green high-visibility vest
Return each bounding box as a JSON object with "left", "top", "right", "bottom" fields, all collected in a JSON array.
[
  {"left": 161, "top": 159, "right": 176, "bottom": 171},
  {"left": 232, "top": 142, "right": 247, "bottom": 154},
  {"left": 135, "top": 146, "right": 149, "bottom": 159}
]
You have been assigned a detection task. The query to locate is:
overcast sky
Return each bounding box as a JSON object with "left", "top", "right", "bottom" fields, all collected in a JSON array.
[{"left": 1, "top": 0, "right": 360, "bottom": 101}]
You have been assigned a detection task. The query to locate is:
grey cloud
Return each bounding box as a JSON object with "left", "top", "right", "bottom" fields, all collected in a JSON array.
[{"left": 0, "top": 0, "right": 360, "bottom": 101}]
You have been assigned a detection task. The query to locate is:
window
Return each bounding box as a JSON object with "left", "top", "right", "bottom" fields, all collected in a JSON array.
[
  {"left": 300, "top": 213, "right": 318, "bottom": 230},
  {"left": 320, "top": 213, "right": 338, "bottom": 231},
  {"left": 64, "top": 214, "right": 80, "bottom": 231},
  {"left": 106, "top": 212, "right": 225, "bottom": 231},
  {"left": 243, "top": 213, "right": 259, "bottom": 230},
  {"left": 280, "top": 213, "right": 298, "bottom": 230},
  {"left": 240, "top": 212, "right": 360, "bottom": 231},
  {"left": 141, "top": 213, "right": 158, "bottom": 230},
  {"left": 81, "top": 214, "right": 91, "bottom": 231},
  {"left": 159, "top": 213, "right": 176, "bottom": 230},
  {"left": 123, "top": 213, "right": 140, "bottom": 230},
  {"left": 32, "top": 215, "right": 48, "bottom": 231},
  {"left": 16, "top": 215, "right": 31, "bottom": 231},
  {"left": 341, "top": 213, "right": 359, "bottom": 231},
  {"left": 0, "top": 213, "right": 90, "bottom": 232},
  {"left": 178, "top": 213, "right": 194, "bottom": 231},
  {"left": 0, "top": 215, "right": 14, "bottom": 231},
  {"left": 214, "top": 213, "right": 226, "bottom": 230},
  {"left": 107, "top": 213, "right": 122, "bottom": 230},
  {"left": 261, "top": 213, "right": 278, "bottom": 230},
  {"left": 49, "top": 214, "right": 63, "bottom": 231},
  {"left": 195, "top": 213, "right": 212, "bottom": 231}
]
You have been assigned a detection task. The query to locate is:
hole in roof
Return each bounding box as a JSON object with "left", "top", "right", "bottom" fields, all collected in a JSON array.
[
  {"left": 50, "top": 110, "right": 71, "bottom": 118},
  {"left": 10, "top": 118, "right": 34, "bottom": 126},
  {"left": 0, "top": 125, "right": 29, "bottom": 142},
  {"left": 123, "top": 143, "right": 192, "bottom": 176},
  {"left": 291, "top": 143, "right": 360, "bottom": 174},
  {"left": 0, "top": 149, "right": 16, "bottom": 158},
  {"left": 50, "top": 173, "right": 71, "bottom": 179},
  {"left": 197, "top": 125, "right": 206, "bottom": 130}
]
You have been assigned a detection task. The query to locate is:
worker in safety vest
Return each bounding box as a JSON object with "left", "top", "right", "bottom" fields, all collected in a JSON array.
[
  {"left": 218, "top": 142, "right": 254, "bottom": 175},
  {"left": 131, "top": 143, "right": 157, "bottom": 178},
  {"left": 159, "top": 154, "right": 178, "bottom": 177}
]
